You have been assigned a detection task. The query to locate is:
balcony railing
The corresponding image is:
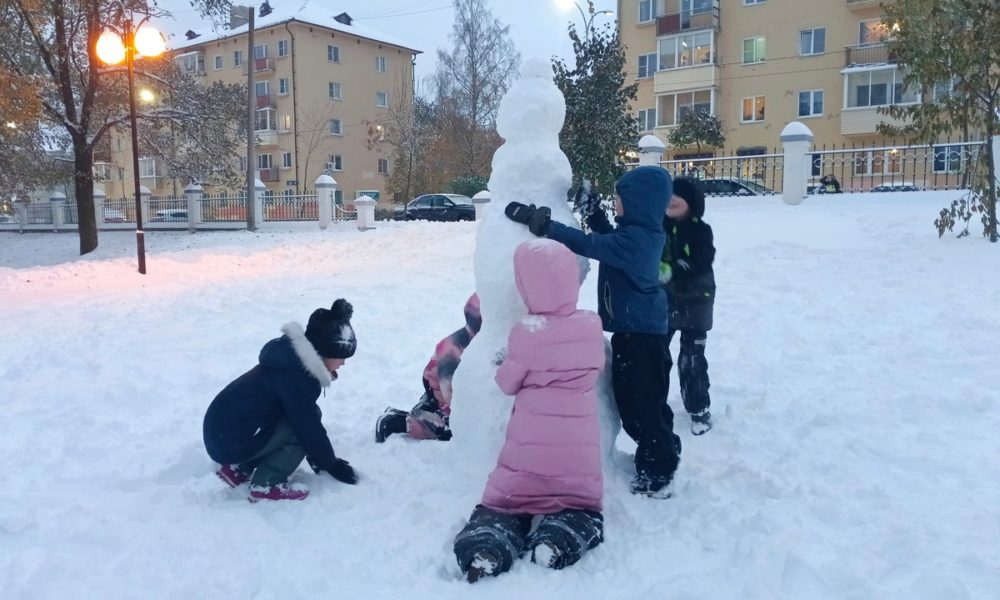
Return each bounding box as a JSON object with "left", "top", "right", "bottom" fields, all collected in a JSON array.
[
  {"left": 845, "top": 42, "right": 897, "bottom": 67},
  {"left": 255, "top": 94, "right": 275, "bottom": 109},
  {"left": 656, "top": 6, "right": 719, "bottom": 37},
  {"left": 259, "top": 167, "right": 279, "bottom": 182},
  {"left": 253, "top": 57, "right": 274, "bottom": 73}
]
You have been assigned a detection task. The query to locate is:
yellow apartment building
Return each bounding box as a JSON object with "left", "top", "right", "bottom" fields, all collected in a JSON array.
[
  {"left": 96, "top": 6, "right": 420, "bottom": 207},
  {"left": 619, "top": 0, "right": 932, "bottom": 162}
]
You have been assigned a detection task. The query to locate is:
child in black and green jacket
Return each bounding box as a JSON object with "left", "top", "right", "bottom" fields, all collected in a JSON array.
[{"left": 661, "top": 177, "right": 716, "bottom": 435}]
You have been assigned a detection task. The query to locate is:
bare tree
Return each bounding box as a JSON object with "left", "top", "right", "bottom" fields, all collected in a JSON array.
[
  {"left": 435, "top": 0, "right": 520, "bottom": 178},
  {"left": 295, "top": 100, "right": 342, "bottom": 193}
]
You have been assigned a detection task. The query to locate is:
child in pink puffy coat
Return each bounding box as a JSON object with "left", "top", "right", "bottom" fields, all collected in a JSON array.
[{"left": 453, "top": 239, "right": 606, "bottom": 583}]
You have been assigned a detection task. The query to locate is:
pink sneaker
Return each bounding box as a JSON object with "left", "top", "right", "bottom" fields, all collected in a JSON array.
[
  {"left": 248, "top": 482, "right": 310, "bottom": 502},
  {"left": 216, "top": 464, "right": 251, "bottom": 488}
]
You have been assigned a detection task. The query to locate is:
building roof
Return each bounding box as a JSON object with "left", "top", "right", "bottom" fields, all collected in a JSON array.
[{"left": 171, "top": 0, "right": 421, "bottom": 55}]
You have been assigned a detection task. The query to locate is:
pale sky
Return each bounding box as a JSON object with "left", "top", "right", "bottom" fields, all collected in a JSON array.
[{"left": 155, "top": 0, "right": 620, "bottom": 89}]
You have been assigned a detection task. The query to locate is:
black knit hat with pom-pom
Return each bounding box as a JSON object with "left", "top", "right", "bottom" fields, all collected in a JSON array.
[{"left": 305, "top": 298, "right": 357, "bottom": 358}]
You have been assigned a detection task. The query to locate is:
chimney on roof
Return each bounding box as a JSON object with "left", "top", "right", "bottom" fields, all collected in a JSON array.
[
  {"left": 259, "top": 1, "right": 272, "bottom": 17},
  {"left": 333, "top": 12, "right": 353, "bottom": 26},
  {"left": 185, "top": 30, "right": 200, "bottom": 40}
]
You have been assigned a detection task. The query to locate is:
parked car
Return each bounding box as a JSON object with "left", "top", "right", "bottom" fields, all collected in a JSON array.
[
  {"left": 700, "top": 178, "right": 774, "bottom": 197},
  {"left": 150, "top": 209, "right": 188, "bottom": 222},
  {"left": 103, "top": 208, "right": 126, "bottom": 223},
  {"left": 870, "top": 182, "right": 922, "bottom": 193},
  {"left": 394, "top": 194, "right": 476, "bottom": 222}
]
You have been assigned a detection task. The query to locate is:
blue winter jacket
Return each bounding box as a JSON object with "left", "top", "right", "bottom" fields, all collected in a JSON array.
[
  {"left": 546, "top": 166, "right": 670, "bottom": 335},
  {"left": 203, "top": 322, "right": 340, "bottom": 471}
]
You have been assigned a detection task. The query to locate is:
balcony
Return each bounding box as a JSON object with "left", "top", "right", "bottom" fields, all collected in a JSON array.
[
  {"left": 256, "top": 130, "right": 278, "bottom": 147},
  {"left": 654, "top": 61, "right": 719, "bottom": 96},
  {"left": 841, "top": 107, "right": 909, "bottom": 135},
  {"left": 259, "top": 167, "right": 279, "bottom": 182},
  {"left": 845, "top": 42, "right": 897, "bottom": 67},
  {"left": 254, "top": 57, "right": 274, "bottom": 73},
  {"left": 255, "top": 94, "right": 275, "bottom": 109},
  {"left": 846, "top": 0, "right": 879, "bottom": 10},
  {"left": 656, "top": 6, "right": 719, "bottom": 36}
]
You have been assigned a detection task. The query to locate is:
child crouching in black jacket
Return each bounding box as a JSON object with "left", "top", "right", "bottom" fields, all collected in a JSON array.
[
  {"left": 203, "top": 299, "right": 360, "bottom": 501},
  {"left": 661, "top": 178, "right": 716, "bottom": 435}
]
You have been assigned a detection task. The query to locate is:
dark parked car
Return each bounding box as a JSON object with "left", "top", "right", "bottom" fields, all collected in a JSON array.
[
  {"left": 394, "top": 194, "right": 475, "bottom": 222},
  {"left": 870, "top": 182, "right": 922, "bottom": 193},
  {"left": 700, "top": 178, "right": 774, "bottom": 197},
  {"left": 150, "top": 209, "right": 188, "bottom": 222}
]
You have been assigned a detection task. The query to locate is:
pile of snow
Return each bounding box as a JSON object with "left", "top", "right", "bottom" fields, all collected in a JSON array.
[{"left": 1, "top": 191, "right": 998, "bottom": 598}]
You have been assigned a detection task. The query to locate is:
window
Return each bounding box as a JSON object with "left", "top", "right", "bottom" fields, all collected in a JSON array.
[
  {"left": 744, "top": 0, "right": 766, "bottom": 4},
  {"left": 239, "top": 157, "right": 247, "bottom": 172},
  {"left": 280, "top": 114, "right": 291, "bottom": 131},
  {"left": 810, "top": 153, "right": 822, "bottom": 177},
  {"left": 638, "top": 0, "right": 653, "bottom": 23},
  {"left": 278, "top": 78, "right": 289, "bottom": 95},
  {"left": 798, "top": 90, "right": 824, "bottom": 117},
  {"left": 376, "top": 91, "right": 388, "bottom": 107},
  {"left": 658, "top": 31, "right": 714, "bottom": 70},
  {"left": 277, "top": 39, "right": 289, "bottom": 57},
  {"left": 638, "top": 53, "right": 657, "bottom": 78},
  {"left": 257, "top": 154, "right": 272, "bottom": 169},
  {"left": 334, "top": 190, "right": 343, "bottom": 205},
  {"left": 741, "top": 96, "right": 765, "bottom": 122},
  {"left": 327, "top": 45, "right": 340, "bottom": 62},
  {"left": 800, "top": 27, "right": 825, "bottom": 55},
  {"left": 329, "top": 154, "right": 343, "bottom": 171},
  {"left": 328, "top": 82, "right": 342, "bottom": 100},
  {"left": 254, "top": 81, "right": 269, "bottom": 97},
  {"left": 254, "top": 109, "right": 276, "bottom": 131},
  {"left": 378, "top": 158, "right": 389, "bottom": 174},
  {"left": 213, "top": 55, "right": 223, "bottom": 70},
  {"left": 637, "top": 108, "right": 656, "bottom": 132},
  {"left": 846, "top": 69, "right": 917, "bottom": 108},
  {"left": 933, "top": 78, "right": 956, "bottom": 102},
  {"left": 233, "top": 50, "right": 243, "bottom": 67},
  {"left": 254, "top": 44, "right": 267, "bottom": 59},
  {"left": 742, "top": 36, "right": 766, "bottom": 64},
  {"left": 176, "top": 52, "right": 205, "bottom": 74},
  {"left": 138, "top": 158, "right": 157, "bottom": 178},
  {"left": 281, "top": 152, "right": 292, "bottom": 169},
  {"left": 118, "top": 167, "right": 125, "bottom": 181},
  {"left": 933, "top": 145, "right": 964, "bottom": 173},
  {"left": 859, "top": 19, "right": 887, "bottom": 45},
  {"left": 853, "top": 150, "right": 902, "bottom": 176},
  {"left": 329, "top": 119, "right": 342, "bottom": 135},
  {"left": 656, "top": 90, "right": 713, "bottom": 127},
  {"left": 375, "top": 56, "right": 386, "bottom": 72}
]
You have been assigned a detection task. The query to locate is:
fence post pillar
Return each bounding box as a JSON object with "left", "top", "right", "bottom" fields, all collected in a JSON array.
[
  {"left": 315, "top": 174, "right": 337, "bottom": 230},
  {"left": 638, "top": 134, "right": 667, "bottom": 167},
  {"left": 253, "top": 179, "right": 265, "bottom": 229},
  {"left": 472, "top": 190, "right": 490, "bottom": 220},
  {"left": 15, "top": 200, "right": 27, "bottom": 232},
  {"left": 49, "top": 190, "right": 67, "bottom": 232},
  {"left": 780, "top": 122, "right": 815, "bottom": 205},
  {"left": 139, "top": 185, "right": 151, "bottom": 225},
  {"left": 184, "top": 183, "right": 203, "bottom": 232},
  {"left": 355, "top": 195, "right": 376, "bottom": 231},
  {"left": 94, "top": 185, "right": 106, "bottom": 227}
]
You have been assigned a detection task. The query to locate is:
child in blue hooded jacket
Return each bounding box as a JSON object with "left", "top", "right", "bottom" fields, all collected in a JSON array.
[{"left": 505, "top": 166, "right": 682, "bottom": 498}]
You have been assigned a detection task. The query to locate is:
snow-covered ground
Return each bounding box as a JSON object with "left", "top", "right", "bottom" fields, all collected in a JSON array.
[{"left": 1, "top": 191, "right": 998, "bottom": 599}]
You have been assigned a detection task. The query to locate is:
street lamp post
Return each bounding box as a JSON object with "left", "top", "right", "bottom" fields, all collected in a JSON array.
[{"left": 97, "top": 18, "right": 164, "bottom": 275}]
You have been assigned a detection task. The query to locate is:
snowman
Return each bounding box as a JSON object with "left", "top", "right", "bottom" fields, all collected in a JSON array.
[{"left": 447, "top": 57, "right": 623, "bottom": 499}]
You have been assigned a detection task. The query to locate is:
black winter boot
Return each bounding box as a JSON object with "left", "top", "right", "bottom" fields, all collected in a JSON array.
[
  {"left": 374, "top": 408, "right": 408, "bottom": 443},
  {"left": 690, "top": 410, "right": 712, "bottom": 436},
  {"left": 465, "top": 551, "right": 500, "bottom": 583}
]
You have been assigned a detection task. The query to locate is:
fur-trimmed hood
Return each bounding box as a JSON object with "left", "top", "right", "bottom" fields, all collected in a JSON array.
[{"left": 257, "top": 322, "right": 333, "bottom": 387}]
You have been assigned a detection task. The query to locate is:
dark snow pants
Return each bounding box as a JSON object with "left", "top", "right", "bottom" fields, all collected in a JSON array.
[
  {"left": 611, "top": 333, "right": 680, "bottom": 479},
  {"left": 239, "top": 420, "right": 305, "bottom": 487},
  {"left": 453, "top": 505, "right": 604, "bottom": 575},
  {"left": 667, "top": 328, "right": 711, "bottom": 415}
]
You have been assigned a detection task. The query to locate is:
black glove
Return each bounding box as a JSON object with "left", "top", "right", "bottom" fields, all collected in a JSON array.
[
  {"left": 326, "top": 458, "right": 358, "bottom": 484},
  {"left": 504, "top": 201, "right": 552, "bottom": 237}
]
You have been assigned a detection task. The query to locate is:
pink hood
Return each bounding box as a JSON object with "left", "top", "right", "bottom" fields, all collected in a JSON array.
[{"left": 514, "top": 239, "right": 580, "bottom": 316}]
